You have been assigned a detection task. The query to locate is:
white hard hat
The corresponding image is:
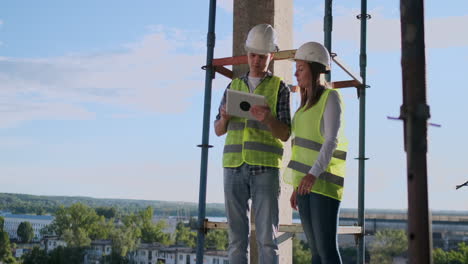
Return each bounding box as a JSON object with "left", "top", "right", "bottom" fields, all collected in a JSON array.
[
  {"left": 294, "top": 42, "right": 330, "bottom": 71},
  {"left": 245, "top": 24, "right": 279, "bottom": 55}
]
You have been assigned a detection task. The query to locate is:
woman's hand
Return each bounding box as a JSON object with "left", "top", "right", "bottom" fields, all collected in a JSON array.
[
  {"left": 290, "top": 189, "right": 298, "bottom": 210},
  {"left": 298, "top": 173, "right": 317, "bottom": 195},
  {"left": 250, "top": 105, "right": 273, "bottom": 124}
]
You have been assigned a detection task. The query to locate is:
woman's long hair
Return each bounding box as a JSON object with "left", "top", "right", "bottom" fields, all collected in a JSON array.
[{"left": 298, "top": 62, "right": 330, "bottom": 111}]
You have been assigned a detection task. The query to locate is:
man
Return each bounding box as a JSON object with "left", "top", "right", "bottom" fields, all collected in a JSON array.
[{"left": 214, "top": 24, "right": 291, "bottom": 264}]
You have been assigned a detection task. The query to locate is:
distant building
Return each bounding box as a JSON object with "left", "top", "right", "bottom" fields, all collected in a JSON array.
[
  {"left": 129, "top": 243, "right": 229, "bottom": 264},
  {"left": 84, "top": 240, "right": 112, "bottom": 264},
  {"left": 337, "top": 209, "right": 468, "bottom": 250},
  {"left": 1, "top": 213, "right": 54, "bottom": 242},
  {"left": 42, "top": 236, "right": 67, "bottom": 252}
]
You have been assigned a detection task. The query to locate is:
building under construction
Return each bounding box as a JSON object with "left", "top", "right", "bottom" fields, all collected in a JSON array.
[{"left": 196, "top": 0, "right": 433, "bottom": 263}]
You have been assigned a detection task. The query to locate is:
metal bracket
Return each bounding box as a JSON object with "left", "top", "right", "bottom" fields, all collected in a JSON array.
[
  {"left": 197, "top": 144, "right": 213, "bottom": 148},
  {"left": 354, "top": 157, "right": 369, "bottom": 161},
  {"left": 353, "top": 223, "right": 365, "bottom": 246},
  {"left": 201, "top": 65, "right": 216, "bottom": 79},
  {"left": 399, "top": 104, "right": 431, "bottom": 121},
  {"left": 357, "top": 84, "right": 371, "bottom": 98},
  {"left": 356, "top": 14, "right": 372, "bottom": 20},
  {"left": 277, "top": 232, "right": 294, "bottom": 245}
]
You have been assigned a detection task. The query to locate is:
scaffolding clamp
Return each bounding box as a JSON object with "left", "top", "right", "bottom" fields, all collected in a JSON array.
[
  {"left": 197, "top": 144, "right": 213, "bottom": 148},
  {"left": 356, "top": 14, "right": 372, "bottom": 20},
  {"left": 399, "top": 103, "right": 431, "bottom": 121},
  {"left": 201, "top": 64, "right": 217, "bottom": 79}
]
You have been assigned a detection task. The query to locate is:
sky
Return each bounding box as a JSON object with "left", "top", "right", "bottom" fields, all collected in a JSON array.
[{"left": 0, "top": 0, "right": 467, "bottom": 212}]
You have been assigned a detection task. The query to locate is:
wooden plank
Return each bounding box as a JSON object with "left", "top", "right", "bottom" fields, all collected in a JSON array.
[
  {"left": 204, "top": 221, "right": 362, "bottom": 235},
  {"left": 213, "top": 55, "right": 247, "bottom": 66},
  {"left": 332, "top": 56, "right": 363, "bottom": 83},
  {"left": 212, "top": 49, "right": 297, "bottom": 67},
  {"left": 214, "top": 66, "right": 233, "bottom": 79},
  {"left": 332, "top": 80, "right": 362, "bottom": 89},
  {"left": 273, "top": 49, "right": 296, "bottom": 60}
]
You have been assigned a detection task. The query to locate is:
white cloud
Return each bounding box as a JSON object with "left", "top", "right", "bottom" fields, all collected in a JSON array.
[{"left": 0, "top": 25, "right": 233, "bottom": 127}]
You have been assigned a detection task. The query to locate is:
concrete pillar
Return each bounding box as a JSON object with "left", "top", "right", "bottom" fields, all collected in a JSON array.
[{"left": 233, "top": 1, "right": 293, "bottom": 263}]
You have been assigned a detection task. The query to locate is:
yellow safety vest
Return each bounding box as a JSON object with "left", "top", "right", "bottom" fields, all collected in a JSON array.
[
  {"left": 223, "top": 76, "right": 284, "bottom": 168},
  {"left": 284, "top": 89, "right": 347, "bottom": 201}
]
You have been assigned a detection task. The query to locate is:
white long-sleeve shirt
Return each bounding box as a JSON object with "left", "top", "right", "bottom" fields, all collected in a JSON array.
[{"left": 308, "top": 90, "right": 342, "bottom": 176}]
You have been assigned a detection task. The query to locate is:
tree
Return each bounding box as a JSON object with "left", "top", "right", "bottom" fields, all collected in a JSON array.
[
  {"left": 110, "top": 224, "right": 141, "bottom": 257},
  {"left": 205, "top": 229, "right": 228, "bottom": 250},
  {"left": 48, "top": 246, "right": 85, "bottom": 264},
  {"left": 96, "top": 207, "right": 118, "bottom": 219},
  {"left": 17, "top": 221, "right": 34, "bottom": 243},
  {"left": 102, "top": 251, "right": 130, "bottom": 264},
  {"left": 50, "top": 203, "right": 111, "bottom": 247},
  {"left": 0, "top": 229, "right": 17, "bottom": 264},
  {"left": 174, "top": 221, "right": 196, "bottom": 248},
  {"left": 292, "top": 237, "right": 312, "bottom": 264},
  {"left": 369, "top": 229, "right": 408, "bottom": 264},
  {"left": 22, "top": 246, "right": 85, "bottom": 264},
  {"left": 128, "top": 207, "right": 172, "bottom": 245},
  {"left": 22, "top": 247, "right": 49, "bottom": 264},
  {"left": 433, "top": 242, "right": 468, "bottom": 264}
]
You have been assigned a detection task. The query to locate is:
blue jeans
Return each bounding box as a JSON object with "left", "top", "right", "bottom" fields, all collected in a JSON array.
[
  {"left": 297, "top": 192, "right": 342, "bottom": 264},
  {"left": 223, "top": 164, "right": 280, "bottom": 264}
]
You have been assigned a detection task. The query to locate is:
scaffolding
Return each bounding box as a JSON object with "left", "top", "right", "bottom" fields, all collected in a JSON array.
[
  {"left": 196, "top": 0, "right": 434, "bottom": 263},
  {"left": 195, "top": 1, "right": 369, "bottom": 263},
  {"left": 197, "top": 3, "right": 377, "bottom": 264}
]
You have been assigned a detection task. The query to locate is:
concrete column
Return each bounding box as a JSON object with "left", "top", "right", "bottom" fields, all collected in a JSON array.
[{"left": 233, "top": 1, "right": 293, "bottom": 263}]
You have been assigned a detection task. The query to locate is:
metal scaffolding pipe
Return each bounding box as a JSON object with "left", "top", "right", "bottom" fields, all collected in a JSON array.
[
  {"left": 400, "top": 0, "right": 432, "bottom": 263},
  {"left": 357, "top": 0, "right": 368, "bottom": 262},
  {"left": 196, "top": 0, "right": 217, "bottom": 263},
  {"left": 324, "top": 0, "right": 333, "bottom": 82}
]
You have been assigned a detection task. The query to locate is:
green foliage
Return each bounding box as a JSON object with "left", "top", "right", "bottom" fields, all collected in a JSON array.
[
  {"left": 369, "top": 229, "right": 408, "bottom": 264},
  {"left": 22, "top": 247, "right": 49, "bottom": 264},
  {"left": 17, "top": 221, "right": 34, "bottom": 243},
  {"left": 0, "top": 216, "right": 4, "bottom": 231},
  {"left": 22, "top": 246, "right": 85, "bottom": 264},
  {"left": 102, "top": 251, "right": 130, "bottom": 264},
  {"left": 50, "top": 246, "right": 86, "bottom": 264},
  {"left": 128, "top": 207, "right": 172, "bottom": 245},
  {"left": 0, "top": 192, "right": 226, "bottom": 217},
  {"left": 175, "top": 221, "right": 196, "bottom": 248},
  {"left": 110, "top": 224, "right": 141, "bottom": 257},
  {"left": 292, "top": 237, "right": 312, "bottom": 264},
  {"left": 433, "top": 243, "right": 468, "bottom": 264},
  {"left": 0, "top": 230, "right": 17, "bottom": 263},
  {"left": 205, "top": 229, "right": 228, "bottom": 250},
  {"left": 96, "top": 206, "right": 119, "bottom": 219},
  {"left": 50, "top": 203, "right": 110, "bottom": 247}
]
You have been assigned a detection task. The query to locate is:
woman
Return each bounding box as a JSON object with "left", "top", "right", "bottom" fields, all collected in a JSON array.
[{"left": 284, "top": 42, "right": 348, "bottom": 263}]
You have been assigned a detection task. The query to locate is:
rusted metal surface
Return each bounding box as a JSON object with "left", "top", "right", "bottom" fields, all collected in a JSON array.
[{"left": 400, "top": 0, "right": 432, "bottom": 263}]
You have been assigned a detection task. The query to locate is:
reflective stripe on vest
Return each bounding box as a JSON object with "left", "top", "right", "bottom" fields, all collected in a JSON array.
[
  {"left": 283, "top": 89, "right": 347, "bottom": 201},
  {"left": 292, "top": 137, "right": 347, "bottom": 160},
  {"left": 227, "top": 120, "right": 271, "bottom": 131},
  {"left": 223, "top": 76, "right": 284, "bottom": 168},
  {"left": 224, "top": 142, "right": 284, "bottom": 156},
  {"left": 287, "top": 160, "right": 344, "bottom": 187}
]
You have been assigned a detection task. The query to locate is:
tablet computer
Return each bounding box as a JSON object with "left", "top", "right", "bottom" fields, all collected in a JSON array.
[{"left": 226, "top": 89, "right": 267, "bottom": 120}]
